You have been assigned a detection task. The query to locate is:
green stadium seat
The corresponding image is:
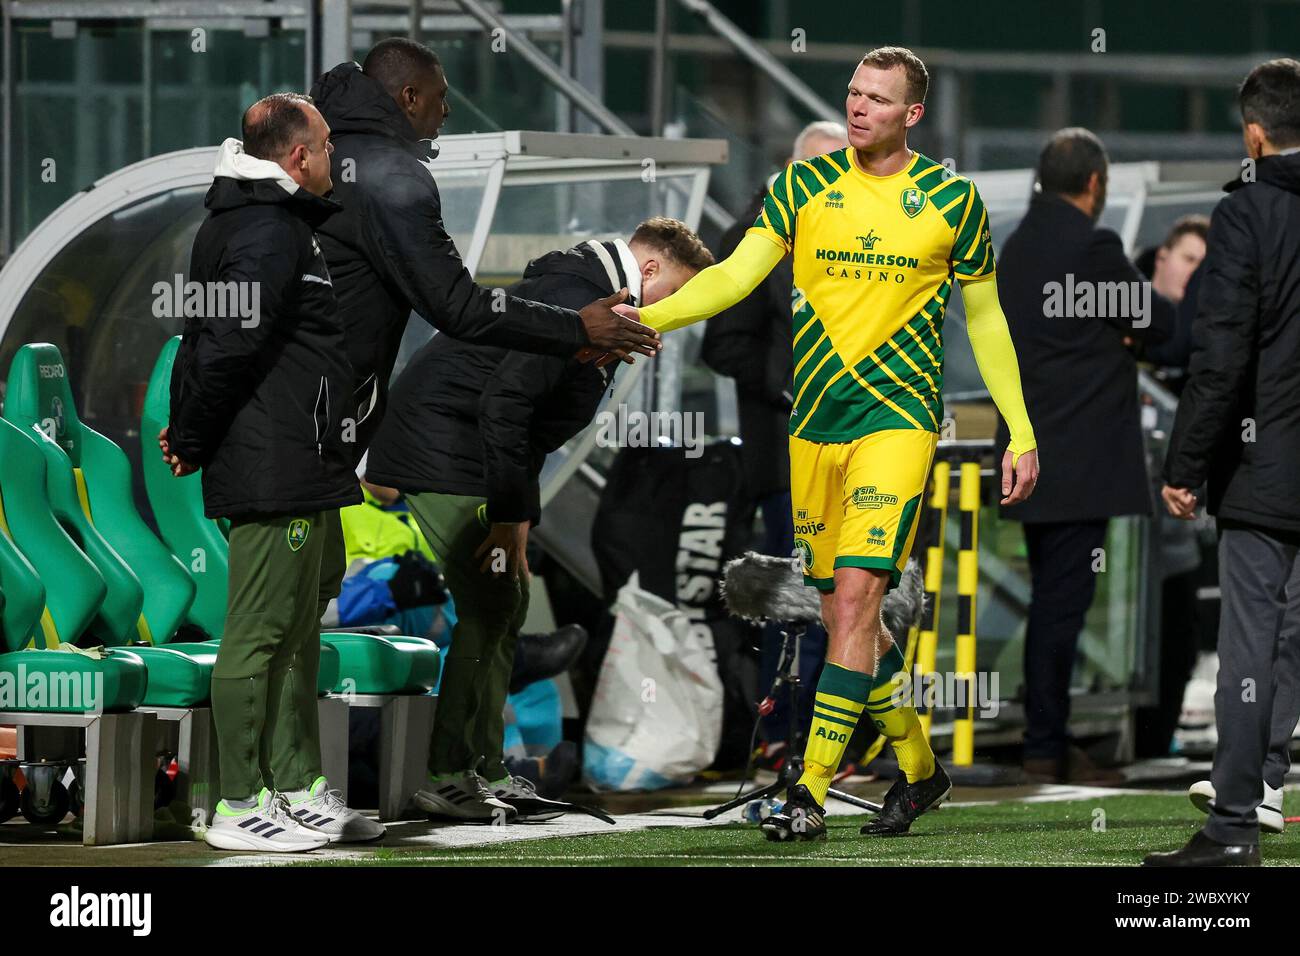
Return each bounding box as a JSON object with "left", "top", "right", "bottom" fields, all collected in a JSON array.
[
  {"left": 0, "top": 416, "right": 146, "bottom": 712},
  {"left": 321, "top": 632, "right": 441, "bottom": 695},
  {"left": 163, "top": 638, "right": 342, "bottom": 696},
  {"left": 140, "top": 337, "right": 229, "bottom": 639},
  {"left": 3, "top": 344, "right": 208, "bottom": 708}
]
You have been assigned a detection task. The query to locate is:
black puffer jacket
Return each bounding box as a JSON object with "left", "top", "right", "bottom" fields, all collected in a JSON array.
[
  {"left": 365, "top": 239, "right": 628, "bottom": 526},
  {"left": 309, "top": 62, "right": 591, "bottom": 458},
  {"left": 1164, "top": 151, "right": 1300, "bottom": 533},
  {"left": 169, "top": 138, "right": 362, "bottom": 519}
]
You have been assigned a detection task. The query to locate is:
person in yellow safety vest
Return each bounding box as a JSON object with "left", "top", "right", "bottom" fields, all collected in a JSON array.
[
  {"left": 340, "top": 481, "right": 437, "bottom": 568},
  {"left": 329, "top": 480, "right": 451, "bottom": 636}
]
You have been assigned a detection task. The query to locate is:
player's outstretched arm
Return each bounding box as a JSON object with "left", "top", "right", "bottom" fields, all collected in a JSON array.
[
  {"left": 961, "top": 275, "right": 1039, "bottom": 505},
  {"left": 622, "top": 233, "right": 786, "bottom": 334}
]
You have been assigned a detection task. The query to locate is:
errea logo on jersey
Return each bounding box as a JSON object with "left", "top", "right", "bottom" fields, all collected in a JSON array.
[
  {"left": 852, "top": 486, "right": 899, "bottom": 510},
  {"left": 824, "top": 190, "right": 845, "bottom": 209}
]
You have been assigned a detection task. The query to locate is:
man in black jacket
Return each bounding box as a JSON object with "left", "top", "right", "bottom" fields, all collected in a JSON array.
[
  {"left": 162, "top": 94, "right": 381, "bottom": 851},
  {"left": 365, "top": 218, "right": 713, "bottom": 819},
  {"left": 308, "top": 38, "right": 659, "bottom": 634},
  {"left": 995, "top": 127, "right": 1174, "bottom": 783},
  {"left": 1146, "top": 59, "right": 1300, "bottom": 868},
  {"left": 309, "top": 37, "right": 659, "bottom": 454}
]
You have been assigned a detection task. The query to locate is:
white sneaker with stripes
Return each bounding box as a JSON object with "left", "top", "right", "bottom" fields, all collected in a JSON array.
[
  {"left": 282, "top": 776, "right": 386, "bottom": 843},
  {"left": 1188, "top": 779, "right": 1285, "bottom": 833},
  {"left": 203, "top": 789, "right": 330, "bottom": 852},
  {"left": 413, "top": 772, "right": 518, "bottom": 822}
]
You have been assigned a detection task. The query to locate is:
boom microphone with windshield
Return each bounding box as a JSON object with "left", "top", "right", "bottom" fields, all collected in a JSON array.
[
  {"left": 722, "top": 551, "right": 925, "bottom": 637},
  {"left": 704, "top": 552, "right": 925, "bottom": 820}
]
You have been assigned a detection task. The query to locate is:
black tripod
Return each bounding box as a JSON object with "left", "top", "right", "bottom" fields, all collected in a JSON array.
[{"left": 703, "top": 620, "right": 881, "bottom": 819}]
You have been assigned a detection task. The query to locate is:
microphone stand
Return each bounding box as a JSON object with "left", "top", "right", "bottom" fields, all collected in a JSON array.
[{"left": 702, "top": 619, "right": 881, "bottom": 819}]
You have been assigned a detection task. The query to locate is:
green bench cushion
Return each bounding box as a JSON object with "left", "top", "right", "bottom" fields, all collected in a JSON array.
[
  {"left": 0, "top": 648, "right": 147, "bottom": 713},
  {"left": 127, "top": 645, "right": 212, "bottom": 707},
  {"left": 319, "top": 633, "right": 440, "bottom": 695},
  {"left": 164, "top": 638, "right": 342, "bottom": 696}
]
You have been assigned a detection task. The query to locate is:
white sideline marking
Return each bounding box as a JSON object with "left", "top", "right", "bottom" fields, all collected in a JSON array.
[
  {"left": 205, "top": 808, "right": 748, "bottom": 866},
  {"left": 353, "top": 854, "right": 1115, "bottom": 866}
]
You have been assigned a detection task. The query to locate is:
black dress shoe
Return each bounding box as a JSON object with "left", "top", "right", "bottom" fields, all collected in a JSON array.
[
  {"left": 509, "top": 624, "right": 588, "bottom": 694},
  {"left": 1142, "top": 830, "right": 1261, "bottom": 867}
]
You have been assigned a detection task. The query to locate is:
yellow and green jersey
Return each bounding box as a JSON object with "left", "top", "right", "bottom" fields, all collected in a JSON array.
[{"left": 749, "top": 148, "right": 995, "bottom": 443}]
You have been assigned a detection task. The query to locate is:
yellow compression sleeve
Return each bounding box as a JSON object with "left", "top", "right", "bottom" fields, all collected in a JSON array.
[
  {"left": 961, "top": 275, "right": 1037, "bottom": 463},
  {"left": 639, "top": 232, "right": 786, "bottom": 334}
]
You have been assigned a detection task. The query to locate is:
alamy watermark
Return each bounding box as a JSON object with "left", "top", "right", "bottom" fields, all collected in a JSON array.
[
  {"left": 151, "top": 275, "right": 261, "bottom": 328},
  {"left": 1042, "top": 273, "right": 1151, "bottom": 328},
  {"left": 886, "top": 668, "right": 1001, "bottom": 718},
  {"left": 593, "top": 403, "right": 705, "bottom": 459},
  {"left": 0, "top": 664, "right": 103, "bottom": 712},
  {"left": 49, "top": 886, "right": 151, "bottom": 936}
]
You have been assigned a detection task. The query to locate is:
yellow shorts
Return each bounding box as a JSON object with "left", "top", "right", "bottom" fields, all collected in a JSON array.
[{"left": 789, "top": 428, "right": 937, "bottom": 591}]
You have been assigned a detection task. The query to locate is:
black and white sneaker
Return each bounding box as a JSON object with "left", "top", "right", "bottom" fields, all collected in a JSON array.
[
  {"left": 759, "top": 784, "right": 827, "bottom": 842},
  {"left": 859, "top": 761, "right": 951, "bottom": 836},
  {"left": 1189, "top": 779, "right": 1285, "bottom": 834},
  {"left": 490, "top": 774, "right": 571, "bottom": 821},
  {"left": 413, "top": 772, "right": 519, "bottom": 823},
  {"left": 203, "top": 789, "right": 330, "bottom": 852}
]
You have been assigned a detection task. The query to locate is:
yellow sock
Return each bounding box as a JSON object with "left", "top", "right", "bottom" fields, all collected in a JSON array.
[
  {"left": 797, "top": 663, "right": 871, "bottom": 805},
  {"left": 867, "top": 643, "right": 935, "bottom": 784}
]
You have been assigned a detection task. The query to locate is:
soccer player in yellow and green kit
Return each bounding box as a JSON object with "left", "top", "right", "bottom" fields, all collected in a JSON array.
[{"left": 612, "top": 47, "right": 1040, "bottom": 840}]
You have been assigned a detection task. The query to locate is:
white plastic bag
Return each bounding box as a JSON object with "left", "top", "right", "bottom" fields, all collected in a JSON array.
[{"left": 582, "top": 573, "right": 724, "bottom": 790}]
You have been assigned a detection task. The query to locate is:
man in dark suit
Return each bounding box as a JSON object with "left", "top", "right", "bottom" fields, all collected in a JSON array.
[
  {"left": 1146, "top": 58, "right": 1300, "bottom": 867},
  {"left": 995, "top": 127, "right": 1174, "bottom": 783}
]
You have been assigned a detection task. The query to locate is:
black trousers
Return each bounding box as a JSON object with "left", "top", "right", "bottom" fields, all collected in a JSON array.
[
  {"left": 1205, "top": 523, "right": 1300, "bottom": 844},
  {"left": 1022, "top": 519, "right": 1109, "bottom": 760}
]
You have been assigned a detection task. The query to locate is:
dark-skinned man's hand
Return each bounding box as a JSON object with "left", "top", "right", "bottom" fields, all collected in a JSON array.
[
  {"left": 474, "top": 521, "right": 530, "bottom": 579},
  {"left": 576, "top": 288, "right": 660, "bottom": 366}
]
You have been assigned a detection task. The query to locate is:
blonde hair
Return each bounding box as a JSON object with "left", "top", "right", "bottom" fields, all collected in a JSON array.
[
  {"left": 630, "top": 217, "right": 715, "bottom": 272},
  {"left": 859, "top": 46, "right": 929, "bottom": 104}
]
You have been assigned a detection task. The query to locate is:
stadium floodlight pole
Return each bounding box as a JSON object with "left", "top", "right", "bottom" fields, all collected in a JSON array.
[{"left": 675, "top": 0, "right": 841, "bottom": 124}]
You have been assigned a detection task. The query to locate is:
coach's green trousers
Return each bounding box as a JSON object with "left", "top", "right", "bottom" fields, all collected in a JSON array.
[
  {"left": 211, "top": 510, "right": 345, "bottom": 801},
  {"left": 407, "top": 492, "right": 529, "bottom": 782}
]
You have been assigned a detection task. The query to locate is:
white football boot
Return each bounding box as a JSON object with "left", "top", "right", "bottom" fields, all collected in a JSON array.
[{"left": 1188, "top": 779, "right": 1285, "bottom": 833}]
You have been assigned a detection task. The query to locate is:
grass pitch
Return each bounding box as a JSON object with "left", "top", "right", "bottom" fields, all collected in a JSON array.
[{"left": 318, "top": 791, "right": 1300, "bottom": 867}]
